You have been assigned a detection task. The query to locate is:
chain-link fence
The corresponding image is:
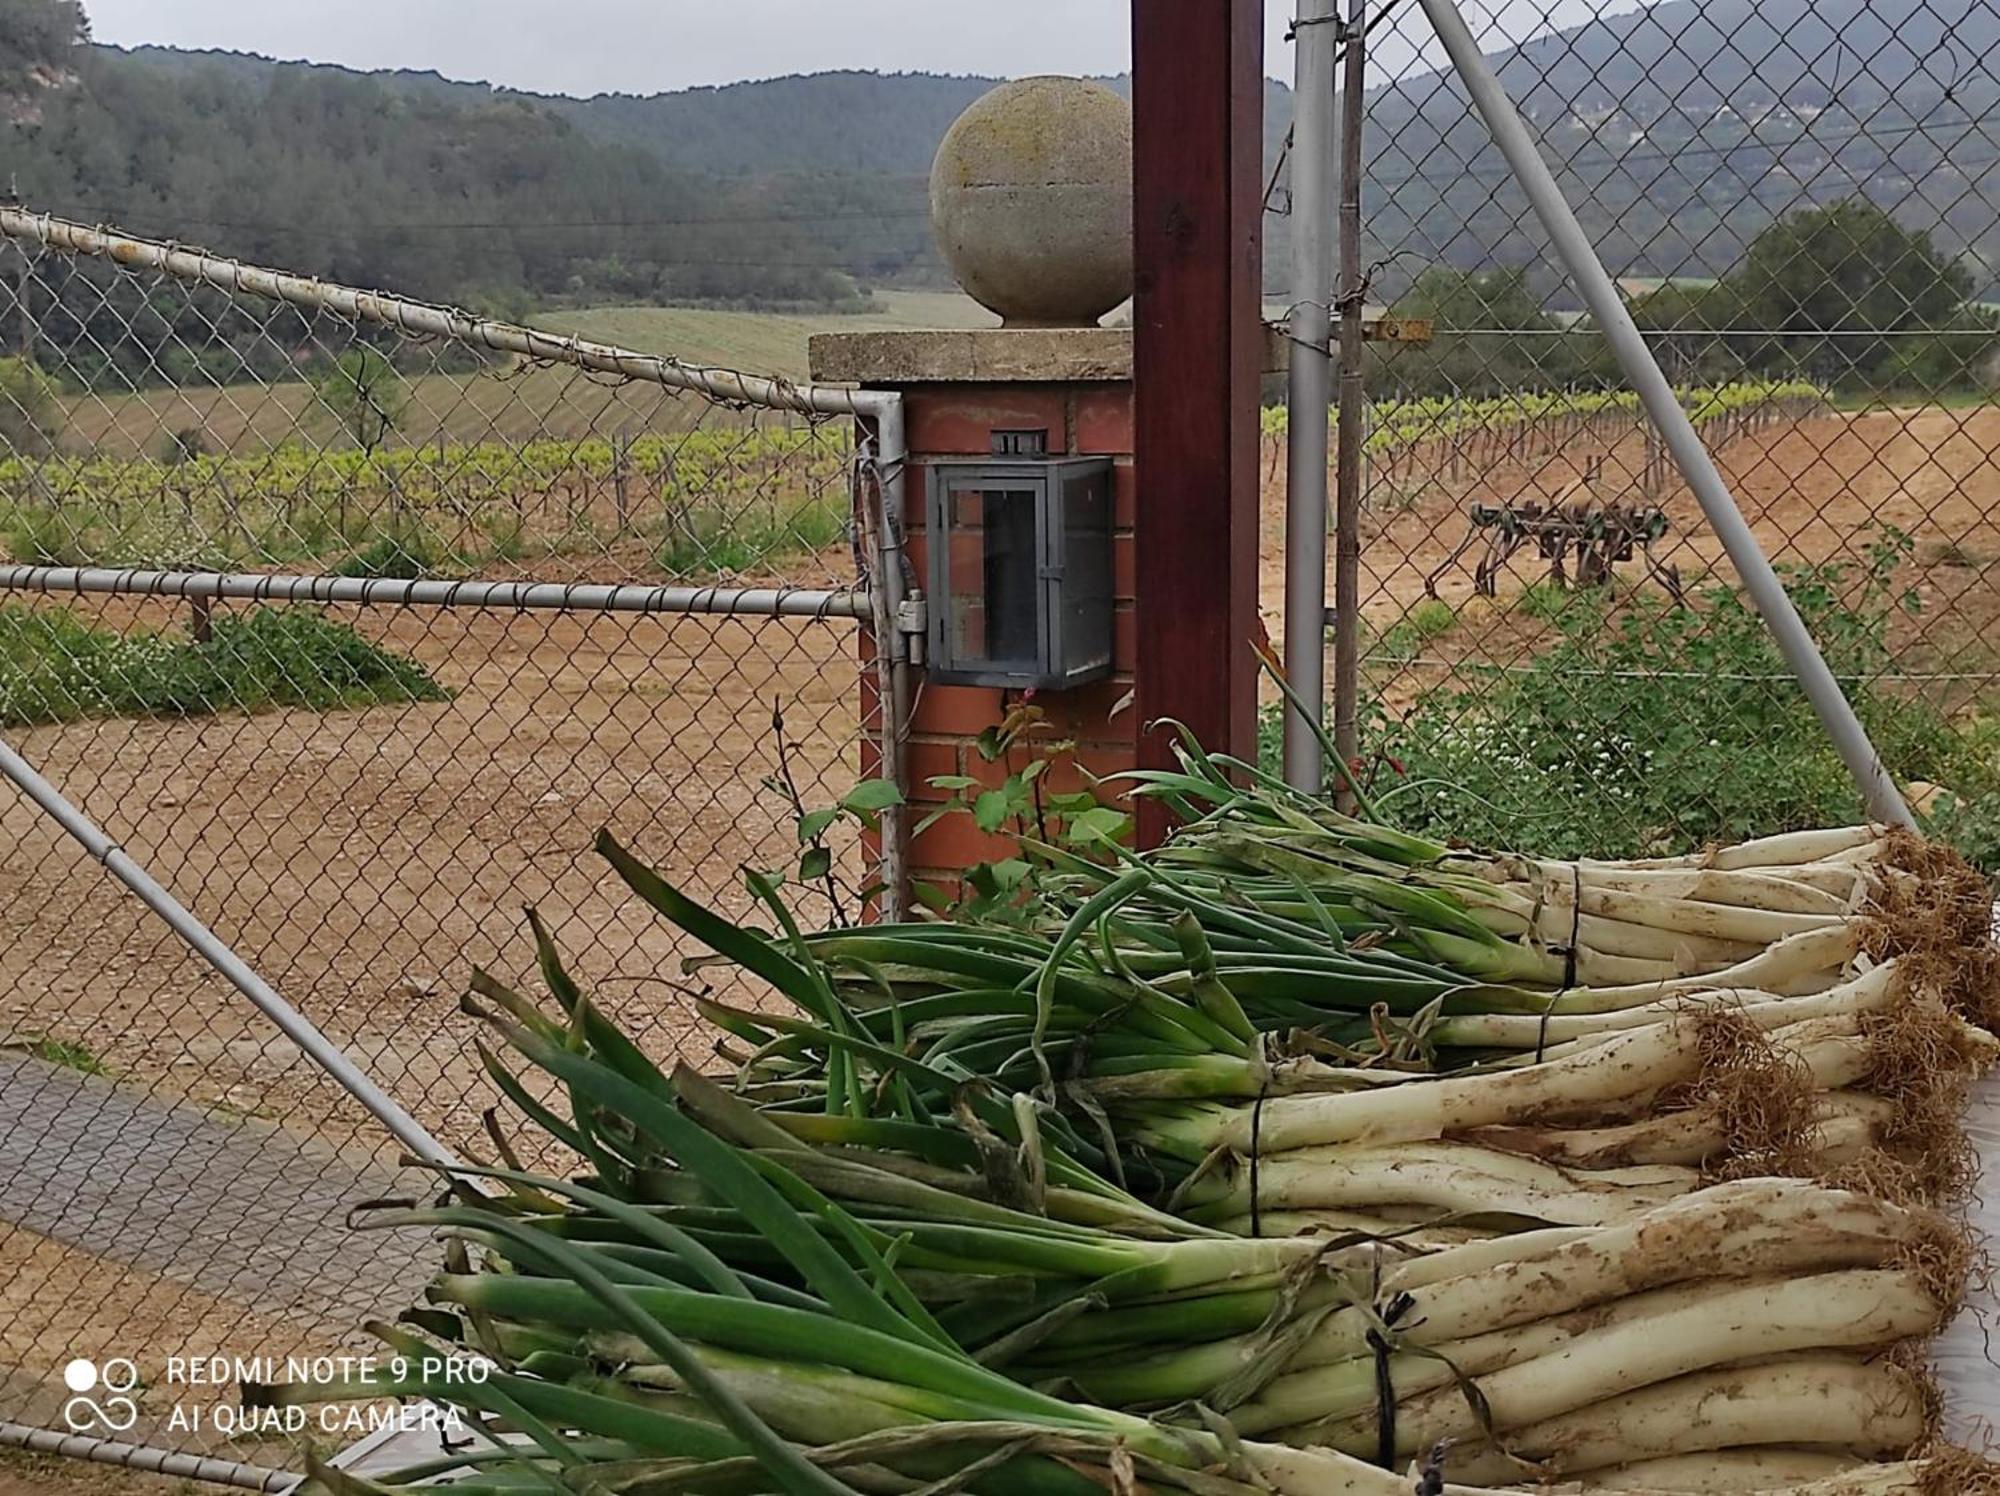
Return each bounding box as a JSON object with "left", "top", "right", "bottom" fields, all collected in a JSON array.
[
  {"left": 0, "top": 210, "right": 901, "bottom": 1465},
  {"left": 1269, "top": 0, "right": 2000, "bottom": 874}
]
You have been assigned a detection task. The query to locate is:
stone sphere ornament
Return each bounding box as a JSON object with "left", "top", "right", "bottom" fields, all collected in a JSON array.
[{"left": 929, "top": 76, "right": 1135, "bottom": 328}]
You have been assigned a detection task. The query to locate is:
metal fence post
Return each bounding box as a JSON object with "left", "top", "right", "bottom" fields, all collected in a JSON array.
[
  {"left": 1331, "top": 0, "right": 1368, "bottom": 811},
  {"left": 1283, "top": 0, "right": 1340, "bottom": 794}
]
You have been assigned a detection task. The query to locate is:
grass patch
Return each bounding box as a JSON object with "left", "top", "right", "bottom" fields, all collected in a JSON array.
[
  {"left": 2, "top": 506, "right": 92, "bottom": 568},
  {"left": 3, "top": 499, "right": 234, "bottom": 572},
  {"left": 655, "top": 494, "right": 848, "bottom": 577},
  {"left": 1373, "top": 599, "right": 1458, "bottom": 663},
  {"left": 1510, "top": 581, "right": 1573, "bottom": 623},
  {"left": 1269, "top": 531, "right": 2000, "bottom": 874},
  {"left": 0, "top": 605, "right": 450, "bottom": 727},
  {"left": 13, "top": 1034, "right": 109, "bottom": 1076}
]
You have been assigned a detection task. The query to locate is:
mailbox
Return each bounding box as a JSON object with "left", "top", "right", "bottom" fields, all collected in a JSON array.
[{"left": 925, "top": 433, "right": 1114, "bottom": 690}]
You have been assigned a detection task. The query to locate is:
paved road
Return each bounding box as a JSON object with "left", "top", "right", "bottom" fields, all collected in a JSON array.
[{"left": 0, "top": 1052, "right": 435, "bottom": 1337}]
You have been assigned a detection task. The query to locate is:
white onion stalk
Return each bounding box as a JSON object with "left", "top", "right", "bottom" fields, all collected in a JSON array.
[
  {"left": 1462, "top": 884, "right": 1770, "bottom": 967},
  {"left": 1167, "top": 1017, "right": 1731, "bottom": 1157},
  {"left": 1237, "top": 1441, "right": 1535, "bottom": 1495},
  {"left": 1521, "top": 1006, "right": 1879, "bottom": 1079},
  {"left": 1473, "top": 880, "right": 1849, "bottom": 958},
  {"left": 1456, "top": 859, "right": 1862, "bottom": 917},
  {"left": 1183, "top": 1142, "right": 1698, "bottom": 1228},
  {"left": 1437, "top": 962, "right": 1902, "bottom": 1052},
  {"left": 1261, "top": 1183, "right": 1915, "bottom": 1380},
  {"left": 1463, "top": 1090, "right": 1895, "bottom": 1170},
  {"left": 1571, "top": 1450, "right": 1871, "bottom": 1492},
  {"left": 1206, "top": 1208, "right": 1496, "bottom": 1248},
  {"left": 1366, "top": 1178, "right": 1916, "bottom": 1333},
  {"left": 1431, "top": 1356, "right": 1927, "bottom": 1484},
  {"left": 1302, "top": 1270, "right": 1939, "bottom": 1459},
  {"left": 1226, "top": 1273, "right": 1808, "bottom": 1436},
  {"left": 1574, "top": 825, "right": 1886, "bottom": 871},
  {"left": 1544, "top": 925, "right": 1866, "bottom": 1014}
]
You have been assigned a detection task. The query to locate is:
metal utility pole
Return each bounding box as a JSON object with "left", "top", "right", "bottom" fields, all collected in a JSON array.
[
  {"left": 1282, "top": 0, "right": 1339, "bottom": 793},
  {"left": 1412, "top": 0, "right": 1914, "bottom": 829},
  {"left": 1331, "top": 0, "right": 1368, "bottom": 811}
]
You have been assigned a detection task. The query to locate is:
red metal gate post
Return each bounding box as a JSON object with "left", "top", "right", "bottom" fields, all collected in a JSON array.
[{"left": 1131, "top": 0, "right": 1267, "bottom": 846}]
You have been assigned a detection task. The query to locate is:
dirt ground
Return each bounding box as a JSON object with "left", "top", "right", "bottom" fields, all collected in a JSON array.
[
  {"left": 1257, "top": 404, "right": 2000, "bottom": 711},
  {"left": 0, "top": 600, "right": 862, "bottom": 1144},
  {"left": 3, "top": 401, "right": 1999, "bottom": 1474},
  {"left": 0, "top": 1453, "right": 196, "bottom": 1496},
  {"left": 0, "top": 1226, "right": 319, "bottom": 1471}
]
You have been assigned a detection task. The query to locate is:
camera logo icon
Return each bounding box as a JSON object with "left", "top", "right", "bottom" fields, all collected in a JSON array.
[{"left": 61, "top": 1358, "right": 140, "bottom": 1433}]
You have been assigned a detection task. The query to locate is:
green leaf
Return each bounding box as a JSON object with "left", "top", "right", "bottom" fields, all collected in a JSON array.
[
  {"left": 797, "top": 808, "right": 841, "bottom": 844},
  {"left": 973, "top": 789, "right": 1012, "bottom": 833},
  {"left": 915, "top": 803, "right": 962, "bottom": 835},
  {"left": 523, "top": 910, "right": 674, "bottom": 1103},
  {"left": 478, "top": 1013, "right": 937, "bottom": 1353},
  {"left": 925, "top": 774, "right": 981, "bottom": 791},
  {"left": 913, "top": 880, "right": 955, "bottom": 914},
  {"left": 799, "top": 846, "right": 833, "bottom": 881},
  {"left": 596, "top": 831, "right": 830, "bottom": 1023},
  {"left": 1065, "top": 807, "right": 1131, "bottom": 845},
  {"left": 989, "top": 858, "right": 1033, "bottom": 890},
  {"left": 421, "top": 1214, "right": 867, "bottom": 1496},
  {"left": 841, "top": 779, "right": 905, "bottom": 813}
]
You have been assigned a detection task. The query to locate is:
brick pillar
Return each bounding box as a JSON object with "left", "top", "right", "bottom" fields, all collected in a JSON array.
[{"left": 813, "top": 328, "right": 1139, "bottom": 889}]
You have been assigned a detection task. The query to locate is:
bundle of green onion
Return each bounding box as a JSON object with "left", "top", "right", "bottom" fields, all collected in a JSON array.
[
  {"left": 255, "top": 929, "right": 1987, "bottom": 1493},
  {"left": 247, "top": 723, "right": 2000, "bottom": 1494},
  {"left": 770, "top": 740, "right": 1994, "bottom": 1107}
]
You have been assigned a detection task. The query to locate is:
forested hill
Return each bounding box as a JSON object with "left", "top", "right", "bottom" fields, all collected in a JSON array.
[
  {"left": 0, "top": 0, "right": 932, "bottom": 310},
  {"left": 12, "top": 0, "right": 2000, "bottom": 309},
  {"left": 111, "top": 55, "right": 1005, "bottom": 178},
  {"left": 105, "top": 55, "right": 1295, "bottom": 179}
]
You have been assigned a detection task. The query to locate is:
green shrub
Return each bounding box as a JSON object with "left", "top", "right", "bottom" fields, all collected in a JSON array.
[
  {"left": 333, "top": 530, "right": 441, "bottom": 579},
  {"left": 655, "top": 494, "right": 848, "bottom": 578},
  {"left": 0, "top": 605, "right": 450, "bottom": 726},
  {"left": 1265, "top": 533, "right": 1998, "bottom": 874},
  {"left": 0, "top": 355, "right": 58, "bottom": 456},
  {"left": 2, "top": 505, "right": 88, "bottom": 566}
]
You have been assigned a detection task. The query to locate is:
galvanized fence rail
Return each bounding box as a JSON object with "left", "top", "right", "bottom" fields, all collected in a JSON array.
[{"left": 0, "top": 209, "right": 907, "bottom": 1464}]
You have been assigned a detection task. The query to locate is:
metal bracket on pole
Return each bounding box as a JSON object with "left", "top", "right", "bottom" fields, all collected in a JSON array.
[
  {"left": 1413, "top": 0, "right": 1915, "bottom": 829},
  {"left": 895, "top": 594, "right": 929, "bottom": 669}
]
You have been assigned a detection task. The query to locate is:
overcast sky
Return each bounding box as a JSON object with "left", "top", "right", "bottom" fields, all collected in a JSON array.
[{"left": 81, "top": 1, "right": 1632, "bottom": 98}]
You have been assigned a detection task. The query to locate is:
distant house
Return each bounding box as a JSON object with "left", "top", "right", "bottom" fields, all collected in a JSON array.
[{"left": 1613, "top": 275, "right": 1720, "bottom": 302}]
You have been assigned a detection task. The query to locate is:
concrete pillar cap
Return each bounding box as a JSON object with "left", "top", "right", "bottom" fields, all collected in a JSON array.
[{"left": 929, "top": 76, "right": 1134, "bottom": 329}]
